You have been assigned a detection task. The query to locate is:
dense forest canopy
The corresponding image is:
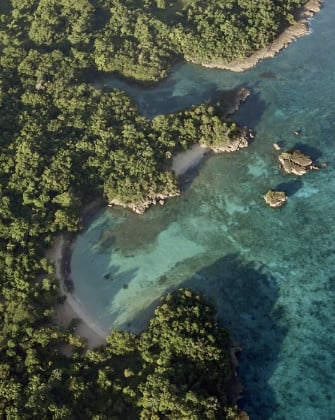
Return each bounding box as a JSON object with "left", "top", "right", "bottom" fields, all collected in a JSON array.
[
  {"left": 0, "top": 0, "right": 308, "bottom": 417},
  {"left": 1, "top": 0, "right": 307, "bottom": 81}
]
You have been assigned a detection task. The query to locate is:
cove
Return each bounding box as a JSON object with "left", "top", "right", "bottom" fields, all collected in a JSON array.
[{"left": 71, "top": 2, "right": 335, "bottom": 418}]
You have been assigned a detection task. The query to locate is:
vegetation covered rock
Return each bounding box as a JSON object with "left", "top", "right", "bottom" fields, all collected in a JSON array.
[{"left": 264, "top": 190, "right": 287, "bottom": 208}]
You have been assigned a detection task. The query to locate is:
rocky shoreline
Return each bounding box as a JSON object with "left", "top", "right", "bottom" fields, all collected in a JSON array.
[
  {"left": 108, "top": 190, "right": 180, "bottom": 215},
  {"left": 207, "top": 127, "right": 251, "bottom": 154},
  {"left": 195, "top": 0, "right": 322, "bottom": 72},
  {"left": 263, "top": 147, "right": 325, "bottom": 207},
  {"left": 107, "top": 125, "right": 251, "bottom": 214}
]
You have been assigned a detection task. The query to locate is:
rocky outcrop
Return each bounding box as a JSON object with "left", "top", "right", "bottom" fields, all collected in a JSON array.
[
  {"left": 264, "top": 190, "right": 287, "bottom": 208},
  {"left": 109, "top": 86, "right": 253, "bottom": 215},
  {"left": 207, "top": 88, "right": 253, "bottom": 153},
  {"left": 209, "top": 128, "right": 252, "bottom": 153},
  {"left": 278, "top": 150, "right": 317, "bottom": 176},
  {"left": 108, "top": 191, "right": 180, "bottom": 214}
]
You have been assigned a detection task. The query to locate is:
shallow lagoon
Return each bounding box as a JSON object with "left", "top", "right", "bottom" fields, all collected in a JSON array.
[{"left": 72, "top": 2, "right": 335, "bottom": 418}]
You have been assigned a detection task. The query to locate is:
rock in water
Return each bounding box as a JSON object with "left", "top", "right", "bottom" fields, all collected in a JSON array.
[
  {"left": 278, "top": 149, "right": 314, "bottom": 176},
  {"left": 264, "top": 190, "right": 287, "bottom": 208}
]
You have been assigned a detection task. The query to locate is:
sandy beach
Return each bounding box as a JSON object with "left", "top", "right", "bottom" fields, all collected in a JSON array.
[
  {"left": 171, "top": 144, "right": 211, "bottom": 176},
  {"left": 47, "top": 235, "right": 107, "bottom": 350}
]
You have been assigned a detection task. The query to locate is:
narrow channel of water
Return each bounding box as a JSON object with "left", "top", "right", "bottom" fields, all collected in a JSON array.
[{"left": 72, "top": 2, "right": 335, "bottom": 418}]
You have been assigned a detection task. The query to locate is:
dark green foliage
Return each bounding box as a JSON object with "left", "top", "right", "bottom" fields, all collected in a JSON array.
[
  {"left": 152, "top": 99, "right": 243, "bottom": 152},
  {"left": 94, "top": 0, "right": 174, "bottom": 81},
  {"left": 92, "top": 0, "right": 307, "bottom": 81},
  {"left": 137, "top": 290, "right": 237, "bottom": 419},
  {"left": 1, "top": 286, "right": 238, "bottom": 418},
  {"left": 5, "top": 0, "right": 305, "bottom": 82}
]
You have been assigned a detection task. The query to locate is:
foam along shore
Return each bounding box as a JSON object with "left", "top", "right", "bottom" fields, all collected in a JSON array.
[
  {"left": 46, "top": 235, "right": 107, "bottom": 350},
  {"left": 196, "top": 0, "right": 322, "bottom": 72},
  {"left": 171, "top": 144, "right": 211, "bottom": 176}
]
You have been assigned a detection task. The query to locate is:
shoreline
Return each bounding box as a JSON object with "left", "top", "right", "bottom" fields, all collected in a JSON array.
[
  {"left": 171, "top": 89, "right": 252, "bottom": 177},
  {"left": 108, "top": 87, "right": 252, "bottom": 214},
  {"left": 47, "top": 234, "right": 108, "bottom": 350},
  {"left": 193, "top": 0, "right": 322, "bottom": 72},
  {"left": 95, "top": 1, "right": 322, "bottom": 88},
  {"left": 46, "top": 0, "right": 322, "bottom": 349}
]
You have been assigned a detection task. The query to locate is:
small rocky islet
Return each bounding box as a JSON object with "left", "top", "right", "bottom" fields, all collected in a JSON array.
[
  {"left": 278, "top": 149, "right": 319, "bottom": 176},
  {"left": 263, "top": 190, "right": 287, "bottom": 208},
  {"left": 264, "top": 148, "right": 323, "bottom": 208}
]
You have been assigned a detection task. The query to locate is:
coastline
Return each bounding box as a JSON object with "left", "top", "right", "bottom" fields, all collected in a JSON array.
[
  {"left": 47, "top": 234, "right": 107, "bottom": 350},
  {"left": 43, "top": 0, "right": 323, "bottom": 349},
  {"left": 195, "top": 0, "right": 322, "bottom": 72},
  {"left": 171, "top": 88, "right": 252, "bottom": 177}
]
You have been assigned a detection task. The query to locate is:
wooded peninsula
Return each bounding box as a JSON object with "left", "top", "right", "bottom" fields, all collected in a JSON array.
[{"left": 0, "top": 0, "right": 318, "bottom": 418}]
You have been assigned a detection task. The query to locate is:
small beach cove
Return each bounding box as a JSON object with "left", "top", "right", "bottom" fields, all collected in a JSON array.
[
  {"left": 48, "top": 133, "right": 244, "bottom": 349},
  {"left": 46, "top": 235, "right": 107, "bottom": 349}
]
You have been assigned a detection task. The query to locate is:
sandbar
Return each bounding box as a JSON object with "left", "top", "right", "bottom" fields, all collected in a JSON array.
[{"left": 171, "top": 144, "right": 211, "bottom": 177}]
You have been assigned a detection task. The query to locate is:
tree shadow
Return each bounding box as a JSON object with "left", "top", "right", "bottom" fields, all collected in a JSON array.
[
  {"left": 173, "top": 253, "right": 286, "bottom": 419},
  {"left": 0, "top": 0, "right": 10, "bottom": 14},
  {"left": 259, "top": 71, "right": 278, "bottom": 79},
  {"left": 92, "top": 68, "right": 220, "bottom": 118},
  {"left": 93, "top": 66, "right": 266, "bottom": 125}
]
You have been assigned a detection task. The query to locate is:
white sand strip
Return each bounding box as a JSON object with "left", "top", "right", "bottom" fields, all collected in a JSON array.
[
  {"left": 171, "top": 144, "right": 211, "bottom": 177},
  {"left": 47, "top": 235, "right": 107, "bottom": 350}
]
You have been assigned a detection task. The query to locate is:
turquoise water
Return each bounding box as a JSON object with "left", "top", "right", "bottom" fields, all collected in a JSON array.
[{"left": 71, "top": 2, "right": 335, "bottom": 418}]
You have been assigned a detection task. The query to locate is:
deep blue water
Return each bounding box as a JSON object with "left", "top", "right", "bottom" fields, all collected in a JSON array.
[{"left": 71, "top": 2, "right": 335, "bottom": 418}]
